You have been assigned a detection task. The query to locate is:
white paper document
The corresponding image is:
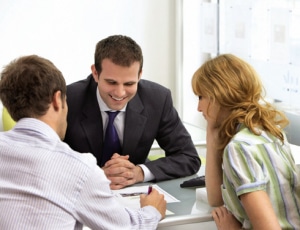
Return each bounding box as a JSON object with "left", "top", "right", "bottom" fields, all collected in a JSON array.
[
  {"left": 113, "top": 184, "right": 179, "bottom": 215},
  {"left": 113, "top": 184, "right": 179, "bottom": 203}
]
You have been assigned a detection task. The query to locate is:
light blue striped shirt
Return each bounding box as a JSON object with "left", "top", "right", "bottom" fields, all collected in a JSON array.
[
  {"left": 0, "top": 118, "right": 161, "bottom": 230},
  {"left": 222, "top": 124, "right": 300, "bottom": 229}
]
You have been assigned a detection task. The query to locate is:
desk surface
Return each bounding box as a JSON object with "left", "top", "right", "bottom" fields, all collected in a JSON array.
[
  {"left": 147, "top": 122, "right": 211, "bottom": 228},
  {"left": 155, "top": 167, "right": 216, "bottom": 229},
  {"left": 156, "top": 168, "right": 206, "bottom": 216}
]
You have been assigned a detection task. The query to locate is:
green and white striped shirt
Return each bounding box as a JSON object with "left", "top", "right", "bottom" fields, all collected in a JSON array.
[{"left": 222, "top": 124, "right": 300, "bottom": 229}]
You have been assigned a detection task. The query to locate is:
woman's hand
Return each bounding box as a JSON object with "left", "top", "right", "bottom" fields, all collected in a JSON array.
[{"left": 212, "top": 206, "right": 242, "bottom": 230}]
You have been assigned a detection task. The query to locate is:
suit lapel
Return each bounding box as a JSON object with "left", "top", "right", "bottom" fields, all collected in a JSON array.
[
  {"left": 123, "top": 94, "right": 147, "bottom": 155},
  {"left": 81, "top": 80, "right": 104, "bottom": 156}
]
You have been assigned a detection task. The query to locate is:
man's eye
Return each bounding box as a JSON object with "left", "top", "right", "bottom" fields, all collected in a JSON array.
[
  {"left": 198, "top": 96, "right": 202, "bottom": 100},
  {"left": 124, "top": 82, "right": 135, "bottom": 86}
]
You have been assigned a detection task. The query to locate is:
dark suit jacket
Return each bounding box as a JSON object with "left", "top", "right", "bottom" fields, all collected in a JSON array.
[{"left": 64, "top": 74, "right": 201, "bottom": 181}]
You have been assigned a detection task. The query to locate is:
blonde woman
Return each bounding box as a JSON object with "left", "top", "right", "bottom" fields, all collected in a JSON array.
[{"left": 191, "top": 54, "right": 300, "bottom": 229}]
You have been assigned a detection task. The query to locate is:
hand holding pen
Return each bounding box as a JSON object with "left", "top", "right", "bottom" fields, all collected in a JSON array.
[
  {"left": 148, "top": 185, "right": 152, "bottom": 194},
  {"left": 140, "top": 186, "right": 167, "bottom": 220}
]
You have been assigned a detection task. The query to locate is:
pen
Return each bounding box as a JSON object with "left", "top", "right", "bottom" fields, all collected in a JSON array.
[
  {"left": 148, "top": 185, "right": 152, "bottom": 195},
  {"left": 120, "top": 192, "right": 145, "bottom": 197}
]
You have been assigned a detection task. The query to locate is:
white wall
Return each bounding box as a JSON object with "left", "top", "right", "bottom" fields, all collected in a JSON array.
[
  {"left": 0, "top": 0, "right": 177, "bottom": 104},
  {"left": 181, "top": 0, "right": 209, "bottom": 129}
]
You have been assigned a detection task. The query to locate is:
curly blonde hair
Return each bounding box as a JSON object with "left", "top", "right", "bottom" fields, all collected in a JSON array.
[{"left": 192, "top": 54, "right": 289, "bottom": 150}]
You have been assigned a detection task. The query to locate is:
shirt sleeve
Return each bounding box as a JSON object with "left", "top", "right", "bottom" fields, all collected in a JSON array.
[
  {"left": 223, "top": 142, "right": 269, "bottom": 196},
  {"left": 73, "top": 163, "right": 161, "bottom": 230}
]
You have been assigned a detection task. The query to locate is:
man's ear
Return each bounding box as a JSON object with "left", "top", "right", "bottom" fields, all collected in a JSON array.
[
  {"left": 138, "top": 69, "right": 143, "bottom": 81},
  {"left": 91, "top": 64, "right": 99, "bottom": 83},
  {"left": 52, "top": 91, "right": 62, "bottom": 111}
]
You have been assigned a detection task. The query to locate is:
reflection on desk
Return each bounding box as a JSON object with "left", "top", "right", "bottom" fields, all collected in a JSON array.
[
  {"left": 147, "top": 123, "right": 213, "bottom": 228},
  {"left": 156, "top": 169, "right": 217, "bottom": 230}
]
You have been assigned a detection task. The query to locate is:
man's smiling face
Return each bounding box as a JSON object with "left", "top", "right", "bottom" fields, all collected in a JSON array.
[{"left": 92, "top": 58, "right": 141, "bottom": 111}]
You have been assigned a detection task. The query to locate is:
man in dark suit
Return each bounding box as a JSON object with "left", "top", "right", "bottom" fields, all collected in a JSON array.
[{"left": 64, "top": 35, "right": 201, "bottom": 189}]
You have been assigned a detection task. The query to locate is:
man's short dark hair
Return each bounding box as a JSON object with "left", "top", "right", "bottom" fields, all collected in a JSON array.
[
  {"left": 0, "top": 55, "right": 66, "bottom": 121},
  {"left": 94, "top": 35, "right": 143, "bottom": 75}
]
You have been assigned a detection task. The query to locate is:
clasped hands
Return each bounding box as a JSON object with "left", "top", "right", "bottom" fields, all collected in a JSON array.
[{"left": 102, "top": 153, "right": 144, "bottom": 190}]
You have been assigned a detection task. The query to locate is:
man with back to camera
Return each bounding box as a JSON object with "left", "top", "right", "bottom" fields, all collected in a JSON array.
[
  {"left": 64, "top": 35, "right": 201, "bottom": 189},
  {"left": 0, "top": 55, "right": 166, "bottom": 229}
]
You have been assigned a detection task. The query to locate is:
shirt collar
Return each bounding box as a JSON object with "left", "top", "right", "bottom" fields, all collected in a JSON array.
[{"left": 14, "top": 118, "right": 61, "bottom": 141}]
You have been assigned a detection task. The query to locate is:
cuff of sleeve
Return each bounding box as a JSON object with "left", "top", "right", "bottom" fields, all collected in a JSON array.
[
  {"left": 139, "top": 164, "right": 155, "bottom": 182},
  {"left": 142, "top": 205, "right": 162, "bottom": 222}
]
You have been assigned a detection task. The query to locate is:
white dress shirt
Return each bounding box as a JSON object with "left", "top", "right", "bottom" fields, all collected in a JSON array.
[{"left": 0, "top": 118, "right": 161, "bottom": 229}]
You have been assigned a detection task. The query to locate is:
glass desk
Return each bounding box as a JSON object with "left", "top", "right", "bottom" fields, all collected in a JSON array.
[{"left": 155, "top": 167, "right": 217, "bottom": 230}]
